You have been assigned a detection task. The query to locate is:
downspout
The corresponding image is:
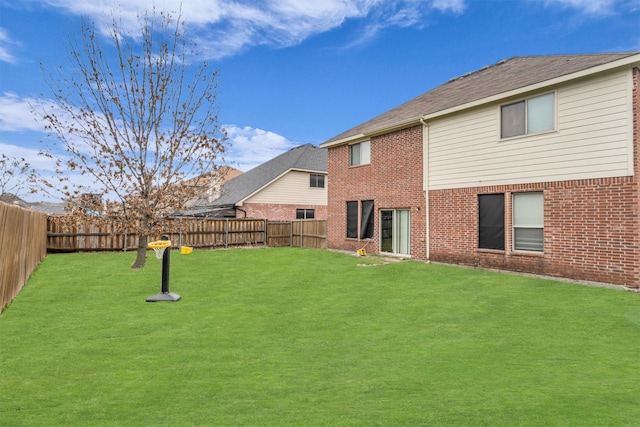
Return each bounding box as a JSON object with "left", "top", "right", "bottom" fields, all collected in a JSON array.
[
  {"left": 420, "top": 117, "right": 430, "bottom": 261},
  {"left": 235, "top": 206, "right": 247, "bottom": 217}
]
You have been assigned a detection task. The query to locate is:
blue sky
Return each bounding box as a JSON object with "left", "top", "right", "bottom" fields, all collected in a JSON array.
[{"left": 0, "top": 0, "right": 639, "bottom": 201}]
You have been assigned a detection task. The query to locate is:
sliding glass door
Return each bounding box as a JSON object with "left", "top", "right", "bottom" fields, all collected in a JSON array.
[{"left": 380, "top": 209, "right": 410, "bottom": 255}]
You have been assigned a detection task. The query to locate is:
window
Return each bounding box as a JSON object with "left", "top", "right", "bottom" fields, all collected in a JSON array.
[
  {"left": 310, "top": 174, "right": 325, "bottom": 188},
  {"left": 381, "top": 209, "right": 410, "bottom": 255},
  {"left": 478, "top": 194, "right": 505, "bottom": 250},
  {"left": 350, "top": 140, "right": 370, "bottom": 166},
  {"left": 346, "top": 200, "right": 374, "bottom": 239},
  {"left": 296, "top": 209, "right": 315, "bottom": 219},
  {"left": 501, "top": 93, "right": 554, "bottom": 138},
  {"left": 360, "top": 200, "right": 374, "bottom": 239},
  {"left": 513, "top": 192, "right": 543, "bottom": 252},
  {"left": 347, "top": 201, "right": 358, "bottom": 238}
]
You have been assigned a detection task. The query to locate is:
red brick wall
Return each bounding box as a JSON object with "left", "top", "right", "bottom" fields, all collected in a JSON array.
[
  {"left": 429, "top": 177, "right": 640, "bottom": 287},
  {"left": 239, "top": 203, "right": 327, "bottom": 221},
  {"left": 327, "top": 125, "right": 427, "bottom": 258}
]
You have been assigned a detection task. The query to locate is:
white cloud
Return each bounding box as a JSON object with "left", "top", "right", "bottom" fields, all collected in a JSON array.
[
  {"left": 17, "top": 0, "right": 637, "bottom": 60},
  {"left": 0, "top": 92, "right": 297, "bottom": 176},
  {"left": 0, "top": 141, "right": 58, "bottom": 171},
  {"left": 0, "top": 92, "right": 48, "bottom": 132},
  {"left": 26, "top": 0, "right": 466, "bottom": 59},
  {"left": 539, "top": 0, "right": 617, "bottom": 13},
  {"left": 223, "top": 124, "right": 298, "bottom": 172},
  {"left": 431, "top": 0, "right": 466, "bottom": 13},
  {"left": 0, "top": 28, "right": 18, "bottom": 64}
]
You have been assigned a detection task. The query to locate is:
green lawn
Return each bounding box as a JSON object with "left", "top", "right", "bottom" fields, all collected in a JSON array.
[{"left": 2, "top": 247, "right": 640, "bottom": 426}]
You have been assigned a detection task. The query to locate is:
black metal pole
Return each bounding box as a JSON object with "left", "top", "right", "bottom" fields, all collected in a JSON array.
[
  {"left": 161, "top": 235, "right": 170, "bottom": 293},
  {"left": 146, "top": 234, "right": 180, "bottom": 302}
]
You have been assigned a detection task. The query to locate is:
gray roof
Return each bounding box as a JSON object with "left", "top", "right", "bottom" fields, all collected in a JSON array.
[
  {"left": 0, "top": 193, "right": 29, "bottom": 208},
  {"left": 323, "top": 52, "right": 640, "bottom": 146},
  {"left": 1, "top": 193, "right": 67, "bottom": 215},
  {"left": 29, "top": 202, "right": 67, "bottom": 216},
  {"left": 210, "top": 144, "right": 327, "bottom": 206}
]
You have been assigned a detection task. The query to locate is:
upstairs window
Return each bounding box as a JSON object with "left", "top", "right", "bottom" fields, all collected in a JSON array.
[
  {"left": 501, "top": 93, "right": 555, "bottom": 139},
  {"left": 350, "top": 140, "right": 370, "bottom": 166},
  {"left": 310, "top": 174, "right": 325, "bottom": 188}
]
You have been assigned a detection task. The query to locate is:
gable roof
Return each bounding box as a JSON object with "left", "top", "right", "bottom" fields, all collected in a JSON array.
[
  {"left": 322, "top": 52, "right": 640, "bottom": 147},
  {"left": 210, "top": 144, "right": 327, "bottom": 207}
]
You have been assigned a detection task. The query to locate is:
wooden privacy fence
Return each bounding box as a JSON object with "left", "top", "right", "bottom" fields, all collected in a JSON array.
[
  {"left": 267, "top": 220, "right": 327, "bottom": 249},
  {"left": 47, "top": 218, "right": 327, "bottom": 252},
  {"left": 1, "top": 202, "right": 48, "bottom": 313}
]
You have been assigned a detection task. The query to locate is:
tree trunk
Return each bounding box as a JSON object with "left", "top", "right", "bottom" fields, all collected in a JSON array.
[{"left": 131, "top": 234, "right": 148, "bottom": 269}]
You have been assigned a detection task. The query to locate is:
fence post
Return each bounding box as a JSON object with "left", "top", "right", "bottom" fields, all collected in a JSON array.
[
  {"left": 300, "top": 219, "right": 304, "bottom": 248},
  {"left": 264, "top": 219, "right": 267, "bottom": 247},
  {"left": 225, "top": 218, "right": 229, "bottom": 248}
]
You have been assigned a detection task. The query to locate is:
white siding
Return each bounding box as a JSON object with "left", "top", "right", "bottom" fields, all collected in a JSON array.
[
  {"left": 428, "top": 69, "right": 634, "bottom": 190},
  {"left": 244, "top": 171, "right": 327, "bottom": 205}
]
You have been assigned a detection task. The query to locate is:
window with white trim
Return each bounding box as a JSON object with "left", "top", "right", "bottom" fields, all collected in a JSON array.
[
  {"left": 310, "top": 174, "right": 325, "bottom": 188},
  {"left": 512, "top": 192, "right": 544, "bottom": 252},
  {"left": 381, "top": 209, "right": 410, "bottom": 255},
  {"left": 350, "top": 140, "right": 370, "bottom": 166},
  {"left": 501, "top": 93, "right": 555, "bottom": 139}
]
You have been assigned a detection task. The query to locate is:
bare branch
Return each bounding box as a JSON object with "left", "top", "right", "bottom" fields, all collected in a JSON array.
[{"left": 35, "top": 7, "right": 228, "bottom": 268}]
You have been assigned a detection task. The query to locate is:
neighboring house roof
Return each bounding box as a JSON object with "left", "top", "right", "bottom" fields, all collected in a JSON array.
[
  {"left": 0, "top": 193, "right": 29, "bottom": 208},
  {"left": 1, "top": 193, "right": 67, "bottom": 215},
  {"left": 28, "top": 202, "right": 67, "bottom": 216},
  {"left": 184, "top": 166, "right": 243, "bottom": 189},
  {"left": 322, "top": 52, "right": 640, "bottom": 147},
  {"left": 184, "top": 165, "right": 244, "bottom": 207},
  {"left": 210, "top": 144, "right": 328, "bottom": 207}
]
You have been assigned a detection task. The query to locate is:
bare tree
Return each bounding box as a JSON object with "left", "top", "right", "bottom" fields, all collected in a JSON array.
[
  {"left": 38, "top": 8, "right": 227, "bottom": 268},
  {"left": 0, "top": 154, "right": 36, "bottom": 199}
]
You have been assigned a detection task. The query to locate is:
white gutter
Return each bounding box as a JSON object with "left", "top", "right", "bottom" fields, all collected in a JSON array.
[
  {"left": 420, "top": 117, "right": 430, "bottom": 261},
  {"left": 320, "top": 133, "right": 366, "bottom": 148},
  {"left": 319, "top": 118, "right": 423, "bottom": 149}
]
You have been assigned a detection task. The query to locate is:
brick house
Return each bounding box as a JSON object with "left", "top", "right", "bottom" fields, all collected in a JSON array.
[
  {"left": 320, "top": 52, "right": 640, "bottom": 288},
  {"left": 196, "top": 144, "right": 327, "bottom": 220}
]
